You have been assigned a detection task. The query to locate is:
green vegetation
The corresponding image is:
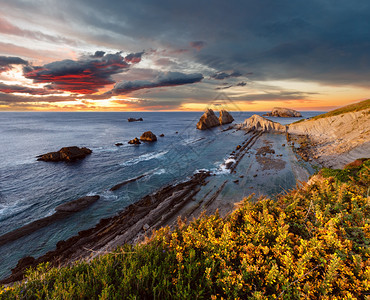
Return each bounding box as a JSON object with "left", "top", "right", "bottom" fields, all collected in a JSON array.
[
  {"left": 311, "top": 99, "right": 370, "bottom": 121},
  {"left": 1, "top": 161, "right": 369, "bottom": 299}
]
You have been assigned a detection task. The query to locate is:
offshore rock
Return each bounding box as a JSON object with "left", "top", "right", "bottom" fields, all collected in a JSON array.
[
  {"left": 37, "top": 146, "right": 92, "bottom": 162},
  {"left": 242, "top": 115, "right": 287, "bottom": 133},
  {"left": 219, "top": 109, "right": 234, "bottom": 125},
  {"left": 128, "top": 137, "right": 141, "bottom": 145},
  {"left": 55, "top": 195, "right": 100, "bottom": 212},
  {"left": 263, "top": 107, "right": 302, "bottom": 117},
  {"left": 140, "top": 131, "right": 157, "bottom": 142},
  {"left": 196, "top": 109, "right": 221, "bottom": 130},
  {"left": 128, "top": 117, "right": 143, "bottom": 122}
]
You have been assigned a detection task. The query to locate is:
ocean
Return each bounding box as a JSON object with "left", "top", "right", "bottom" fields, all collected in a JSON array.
[{"left": 0, "top": 111, "right": 321, "bottom": 279}]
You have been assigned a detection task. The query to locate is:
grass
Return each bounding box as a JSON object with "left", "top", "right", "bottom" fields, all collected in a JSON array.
[
  {"left": 1, "top": 161, "right": 369, "bottom": 299},
  {"left": 311, "top": 99, "right": 370, "bottom": 121}
]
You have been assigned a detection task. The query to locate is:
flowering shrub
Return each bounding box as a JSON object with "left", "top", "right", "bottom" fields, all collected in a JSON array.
[{"left": 1, "top": 162, "right": 369, "bottom": 299}]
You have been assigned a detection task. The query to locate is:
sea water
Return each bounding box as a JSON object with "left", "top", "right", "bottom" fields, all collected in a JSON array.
[{"left": 0, "top": 111, "right": 321, "bottom": 279}]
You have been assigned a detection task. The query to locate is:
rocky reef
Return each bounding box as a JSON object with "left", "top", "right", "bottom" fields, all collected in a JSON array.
[
  {"left": 197, "top": 109, "right": 234, "bottom": 130},
  {"left": 140, "top": 131, "right": 157, "bottom": 142},
  {"left": 37, "top": 146, "right": 92, "bottom": 162},
  {"left": 263, "top": 107, "right": 302, "bottom": 117}
]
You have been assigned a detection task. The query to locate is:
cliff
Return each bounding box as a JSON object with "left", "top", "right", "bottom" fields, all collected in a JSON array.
[{"left": 241, "top": 100, "right": 370, "bottom": 168}]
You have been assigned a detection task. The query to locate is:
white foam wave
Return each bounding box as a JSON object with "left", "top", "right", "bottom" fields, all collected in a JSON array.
[
  {"left": 120, "top": 150, "right": 168, "bottom": 167},
  {"left": 212, "top": 157, "right": 236, "bottom": 175}
]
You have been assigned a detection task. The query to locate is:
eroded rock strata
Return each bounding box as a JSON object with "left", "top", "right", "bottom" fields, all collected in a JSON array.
[{"left": 37, "top": 146, "right": 92, "bottom": 162}]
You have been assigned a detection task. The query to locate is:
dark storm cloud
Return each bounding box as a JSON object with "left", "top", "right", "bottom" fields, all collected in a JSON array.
[
  {"left": 0, "top": 82, "right": 57, "bottom": 95},
  {"left": 190, "top": 41, "right": 206, "bottom": 51},
  {"left": 211, "top": 71, "right": 242, "bottom": 80},
  {"left": 23, "top": 52, "right": 129, "bottom": 94},
  {"left": 0, "top": 56, "right": 28, "bottom": 72},
  {"left": 2, "top": 0, "right": 370, "bottom": 88},
  {"left": 236, "top": 82, "right": 247, "bottom": 87},
  {"left": 124, "top": 51, "right": 145, "bottom": 63},
  {"left": 111, "top": 71, "right": 203, "bottom": 94}
]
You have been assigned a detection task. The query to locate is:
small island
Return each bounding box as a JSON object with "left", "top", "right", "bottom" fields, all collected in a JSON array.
[
  {"left": 37, "top": 146, "right": 92, "bottom": 162},
  {"left": 128, "top": 118, "right": 143, "bottom": 122},
  {"left": 263, "top": 107, "right": 302, "bottom": 117}
]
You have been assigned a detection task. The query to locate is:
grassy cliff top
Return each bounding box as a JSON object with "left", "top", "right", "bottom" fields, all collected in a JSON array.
[
  {"left": 311, "top": 99, "right": 370, "bottom": 121},
  {"left": 1, "top": 161, "right": 369, "bottom": 299}
]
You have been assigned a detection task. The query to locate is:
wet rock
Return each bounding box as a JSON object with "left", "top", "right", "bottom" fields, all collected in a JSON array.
[
  {"left": 236, "top": 145, "right": 241, "bottom": 150},
  {"left": 128, "top": 138, "right": 141, "bottom": 145},
  {"left": 253, "top": 174, "right": 258, "bottom": 177},
  {"left": 115, "top": 143, "right": 123, "bottom": 146},
  {"left": 140, "top": 131, "right": 157, "bottom": 142},
  {"left": 128, "top": 117, "right": 143, "bottom": 122},
  {"left": 263, "top": 107, "right": 302, "bottom": 117},
  {"left": 159, "top": 134, "right": 165, "bottom": 137},
  {"left": 37, "top": 146, "right": 92, "bottom": 162},
  {"left": 55, "top": 195, "right": 100, "bottom": 213},
  {"left": 233, "top": 180, "right": 239, "bottom": 184},
  {"left": 282, "top": 144, "right": 285, "bottom": 147},
  {"left": 196, "top": 109, "right": 220, "bottom": 130},
  {"left": 219, "top": 109, "right": 234, "bottom": 125}
]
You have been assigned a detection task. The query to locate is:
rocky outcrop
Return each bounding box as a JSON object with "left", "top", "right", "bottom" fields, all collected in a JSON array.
[
  {"left": 128, "top": 138, "right": 141, "bottom": 145},
  {"left": 219, "top": 109, "right": 234, "bottom": 125},
  {"left": 140, "top": 131, "right": 157, "bottom": 142},
  {"left": 197, "top": 109, "right": 220, "bottom": 130},
  {"left": 263, "top": 107, "right": 302, "bottom": 117},
  {"left": 197, "top": 109, "right": 234, "bottom": 130},
  {"left": 0, "top": 195, "right": 100, "bottom": 248},
  {"left": 241, "top": 115, "right": 287, "bottom": 133},
  {"left": 37, "top": 146, "right": 92, "bottom": 162},
  {"left": 128, "top": 118, "right": 143, "bottom": 122}
]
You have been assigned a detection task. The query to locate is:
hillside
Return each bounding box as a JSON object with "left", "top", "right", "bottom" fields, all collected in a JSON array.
[
  {"left": 288, "top": 100, "right": 370, "bottom": 168},
  {"left": 1, "top": 160, "right": 369, "bottom": 299}
]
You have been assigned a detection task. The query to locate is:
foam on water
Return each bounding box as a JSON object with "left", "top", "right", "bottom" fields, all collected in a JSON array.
[{"left": 120, "top": 150, "right": 168, "bottom": 167}]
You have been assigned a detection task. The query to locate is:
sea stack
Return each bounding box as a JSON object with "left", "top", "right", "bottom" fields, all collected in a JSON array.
[
  {"left": 37, "top": 146, "right": 92, "bottom": 162},
  {"left": 197, "top": 109, "right": 234, "bottom": 130},
  {"left": 219, "top": 109, "right": 234, "bottom": 125},
  {"left": 263, "top": 107, "right": 302, "bottom": 118},
  {"left": 140, "top": 131, "right": 157, "bottom": 142}
]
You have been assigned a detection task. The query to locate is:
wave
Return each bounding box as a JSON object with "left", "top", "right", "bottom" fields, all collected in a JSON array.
[{"left": 120, "top": 150, "right": 168, "bottom": 167}]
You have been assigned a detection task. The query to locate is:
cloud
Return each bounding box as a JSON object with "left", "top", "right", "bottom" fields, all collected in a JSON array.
[
  {"left": 211, "top": 71, "right": 242, "bottom": 80},
  {"left": 236, "top": 81, "right": 247, "bottom": 86},
  {"left": 190, "top": 41, "right": 206, "bottom": 51},
  {"left": 124, "top": 51, "right": 145, "bottom": 63},
  {"left": 111, "top": 71, "right": 203, "bottom": 94},
  {"left": 0, "top": 82, "right": 57, "bottom": 95},
  {"left": 23, "top": 52, "right": 130, "bottom": 94},
  {"left": 0, "top": 55, "right": 28, "bottom": 72}
]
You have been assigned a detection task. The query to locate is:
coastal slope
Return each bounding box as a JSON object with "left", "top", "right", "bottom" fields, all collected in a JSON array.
[{"left": 241, "top": 100, "right": 370, "bottom": 168}]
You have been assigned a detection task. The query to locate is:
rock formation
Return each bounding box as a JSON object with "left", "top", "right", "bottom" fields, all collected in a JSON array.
[
  {"left": 140, "top": 131, "right": 157, "bottom": 142},
  {"left": 128, "top": 138, "right": 141, "bottom": 145},
  {"left": 197, "top": 109, "right": 234, "bottom": 130},
  {"left": 219, "top": 109, "right": 234, "bottom": 125},
  {"left": 263, "top": 107, "right": 302, "bottom": 117},
  {"left": 37, "top": 146, "right": 92, "bottom": 162},
  {"left": 197, "top": 109, "right": 220, "bottom": 130},
  {"left": 128, "top": 118, "right": 143, "bottom": 122},
  {"left": 242, "top": 115, "right": 287, "bottom": 133}
]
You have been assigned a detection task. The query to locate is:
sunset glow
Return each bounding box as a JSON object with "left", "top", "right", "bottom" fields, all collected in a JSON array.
[{"left": 1, "top": 1, "right": 369, "bottom": 111}]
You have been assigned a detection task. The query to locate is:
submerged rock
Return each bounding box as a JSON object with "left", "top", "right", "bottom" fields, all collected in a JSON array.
[
  {"left": 55, "top": 195, "right": 100, "bottom": 212},
  {"left": 115, "top": 143, "right": 123, "bottom": 146},
  {"left": 128, "top": 137, "right": 141, "bottom": 145},
  {"left": 159, "top": 134, "right": 165, "bottom": 137},
  {"left": 140, "top": 131, "right": 157, "bottom": 142},
  {"left": 37, "top": 146, "right": 92, "bottom": 162},
  {"left": 263, "top": 107, "right": 302, "bottom": 118},
  {"left": 219, "top": 109, "right": 234, "bottom": 125},
  {"left": 128, "top": 117, "right": 143, "bottom": 122}
]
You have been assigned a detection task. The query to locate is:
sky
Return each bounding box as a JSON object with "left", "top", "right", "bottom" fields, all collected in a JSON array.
[{"left": 0, "top": 0, "right": 369, "bottom": 112}]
